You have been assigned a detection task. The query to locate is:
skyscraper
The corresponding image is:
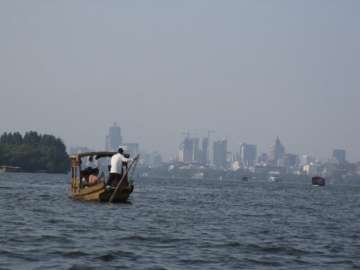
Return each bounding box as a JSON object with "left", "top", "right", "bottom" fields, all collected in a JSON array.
[
  {"left": 269, "top": 136, "right": 285, "bottom": 166},
  {"left": 239, "top": 143, "right": 257, "bottom": 167},
  {"left": 201, "top": 137, "right": 209, "bottom": 165},
  {"left": 213, "top": 139, "right": 227, "bottom": 168},
  {"left": 183, "top": 137, "right": 194, "bottom": 163},
  {"left": 333, "top": 149, "right": 346, "bottom": 163},
  {"left": 193, "top": 137, "right": 201, "bottom": 163},
  {"left": 284, "top": 153, "right": 299, "bottom": 169},
  {"left": 107, "top": 123, "right": 122, "bottom": 151},
  {"left": 179, "top": 134, "right": 211, "bottom": 164}
]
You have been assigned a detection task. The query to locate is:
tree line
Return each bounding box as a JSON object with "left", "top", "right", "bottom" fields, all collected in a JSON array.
[{"left": 0, "top": 131, "right": 69, "bottom": 173}]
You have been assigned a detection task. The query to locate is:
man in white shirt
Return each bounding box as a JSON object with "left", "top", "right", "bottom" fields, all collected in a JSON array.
[{"left": 108, "top": 148, "right": 132, "bottom": 187}]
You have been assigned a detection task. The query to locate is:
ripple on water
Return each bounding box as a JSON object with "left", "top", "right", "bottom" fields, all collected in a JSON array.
[
  {"left": 0, "top": 249, "right": 40, "bottom": 262},
  {"left": 67, "top": 264, "right": 96, "bottom": 270},
  {"left": 118, "top": 234, "right": 187, "bottom": 244},
  {"left": 95, "top": 250, "right": 138, "bottom": 262},
  {"left": 1, "top": 174, "right": 360, "bottom": 270},
  {"left": 243, "top": 257, "right": 284, "bottom": 267}
]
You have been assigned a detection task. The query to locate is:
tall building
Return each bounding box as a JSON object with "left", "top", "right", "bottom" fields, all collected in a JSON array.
[
  {"left": 269, "top": 136, "right": 285, "bottom": 166},
  {"left": 183, "top": 137, "right": 194, "bottom": 163},
  {"left": 284, "top": 153, "right": 299, "bottom": 169},
  {"left": 193, "top": 138, "right": 201, "bottom": 163},
  {"left": 180, "top": 136, "right": 204, "bottom": 164},
  {"left": 213, "top": 139, "right": 227, "bottom": 168},
  {"left": 239, "top": 143, "right": 257, "bottom": 167},
  {"left": 178, "top": 134, "right": 210, "bottom": 164},
  {"left": 176, "top": 149, "right": 184, "bottom": 162},
  {"left": 201, "top": 137, "right": 209, "bottom": 165},
  {"left": 106, "top": 123, "right": 122, "bottom": 151},
  {"left": 333, "top": 149, "right": 346, "bottom": 163},
  {"left": 258, "top": 153, "right": 269, "bottom": 164},
  {"left": 299, "top": 154, "right": 316, "bottom": 166}
]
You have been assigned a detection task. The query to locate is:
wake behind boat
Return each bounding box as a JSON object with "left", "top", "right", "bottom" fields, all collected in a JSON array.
[{"left": 70, "top": 151, "right": 139, "bottom": 203}]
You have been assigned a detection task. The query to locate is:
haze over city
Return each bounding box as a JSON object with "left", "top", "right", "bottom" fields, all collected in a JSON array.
[{"left": 0, "top": 1, "right": 359, "bottom": 160}]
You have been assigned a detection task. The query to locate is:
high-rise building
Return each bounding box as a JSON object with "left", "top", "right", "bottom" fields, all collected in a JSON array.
[
  {"left": 179, "top": 134, "right": 211, "bottom": 164},
  {"left": 269, "top": 136, "right": 285, "bottom": 166},
  {"left": 299, "top": 154, "right": 316, "bottom": 166},
  {"left": 106, "top": 123, "right": 122, "bottom": 151},
  {"left": 183, "top": 137, "right": 194, "bottom": 163},
  {"left": 193, "top": 138, "right": 201, "bottom": 163},
  {"left": 284, "top": 153, "right": 299, "bottom": 169},
  {"left": 258, "top": 153, "right": 269, "bottom": 164},
  {"left": 201, "top": 137, "right": 209, "bottom": 165},
  {"left": 213, "top": 139, "right": 227, "bottom": 168},
  {"left": 333, "top": 149, "right": 346, "bottom": 163},
  {"left": 177, "top": 149, "right": 184, "bottom": 162},
  {"left": 105, "top": 135, "right": 110, "bottom": 151},
  {"left": 239, "top": 143, "right": 257, "bottom": 167}
]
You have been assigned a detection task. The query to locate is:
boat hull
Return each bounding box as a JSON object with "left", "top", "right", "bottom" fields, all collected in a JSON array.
[
  {"left": 71, "top": 183, "right": 133, "bottom": 203},
  {"left": 312, "top": 176, "right": 325, "bottom": 186}
]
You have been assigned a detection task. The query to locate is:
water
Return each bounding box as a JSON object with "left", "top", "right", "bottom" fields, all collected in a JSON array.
[{"left": 1, "top": 173, "right": 360, "bottom": 270}]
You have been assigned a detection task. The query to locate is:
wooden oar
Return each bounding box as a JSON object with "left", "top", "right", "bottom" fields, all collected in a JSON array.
[{"left": 108, "top": 154, "right": 139, "bottom": 204}]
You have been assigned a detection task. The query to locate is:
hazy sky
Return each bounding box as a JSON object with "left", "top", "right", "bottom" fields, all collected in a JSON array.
[{"left": 0, "top": 1, "right": 359, "bottom": 161}]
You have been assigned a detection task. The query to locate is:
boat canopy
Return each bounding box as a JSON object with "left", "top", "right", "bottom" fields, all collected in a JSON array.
[{"left": 70, "top": 151, "right": 116, "bottom": 160}]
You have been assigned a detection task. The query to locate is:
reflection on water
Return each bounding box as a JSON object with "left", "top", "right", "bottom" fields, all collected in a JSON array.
[{"left": 1, "top": 173, "right": 360, "bottom": 270}]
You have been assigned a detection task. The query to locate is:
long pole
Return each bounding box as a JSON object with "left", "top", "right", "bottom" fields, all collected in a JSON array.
[{"left": 108, "top": 154, "right": 139, "bottom": 204}]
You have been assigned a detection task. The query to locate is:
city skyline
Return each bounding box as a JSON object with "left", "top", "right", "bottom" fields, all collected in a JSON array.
[
  {"left": 0, "top": 123, "right": 354, "bottom": 164},
  {"left": 175, "top": 132, "right": 349, "bottom": 165}
]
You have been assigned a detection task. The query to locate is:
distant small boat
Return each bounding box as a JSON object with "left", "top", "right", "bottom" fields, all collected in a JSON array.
[
  {"left": 242, "top": 176, "right": 249, "bottom": 181},
  {"left": 0, "top": 166, "right": 21, "bottom": 173},
  {"left": 70, "top": 151, "right": 139, "bottom": 203},
  {"left": 268, "top": 175, "right": 281, "bottom": 182},
  {"left": 312, "top": 176, "right": 325, "bottom": 186}
]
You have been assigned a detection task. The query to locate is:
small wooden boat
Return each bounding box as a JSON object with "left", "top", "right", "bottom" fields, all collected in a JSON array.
[
  {"left": 0, "top": 166, "right": 21, "bottom": 173},
  {"left": 312, "top": 176, "right": 325, "bottom": 186},
  {"left": 70, "top": 151, "right": 139, "bottom": 203},
  {"left": 268, "top": 175, "right": 281, "bottom": 182}
]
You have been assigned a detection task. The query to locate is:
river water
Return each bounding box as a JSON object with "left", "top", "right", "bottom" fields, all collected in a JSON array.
[{"left": 0, "top": 173, "right": 359, "bottom": 270}]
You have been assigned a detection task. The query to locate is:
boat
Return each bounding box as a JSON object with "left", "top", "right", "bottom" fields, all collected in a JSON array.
[
  {"left": 0, "top": 166, "right": 21, "bottom": 173},
  {"left": 268, "top": 175, "right": 281, "bottom": 182},
  {"left": 70, "top": 151, "right": 139, "bottom": 203},
  {"left": 312, "top": 176, "right": 325, "bottom": 186}
]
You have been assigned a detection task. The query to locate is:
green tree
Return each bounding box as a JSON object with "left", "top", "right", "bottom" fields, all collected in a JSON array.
[{"left": 0, "top": 131, "right": 69, "bottom": 173}]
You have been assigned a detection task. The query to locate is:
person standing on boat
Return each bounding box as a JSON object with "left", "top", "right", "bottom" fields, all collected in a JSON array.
[{"left": 108, "top": 147, "right": 132, "bottom": 187}]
